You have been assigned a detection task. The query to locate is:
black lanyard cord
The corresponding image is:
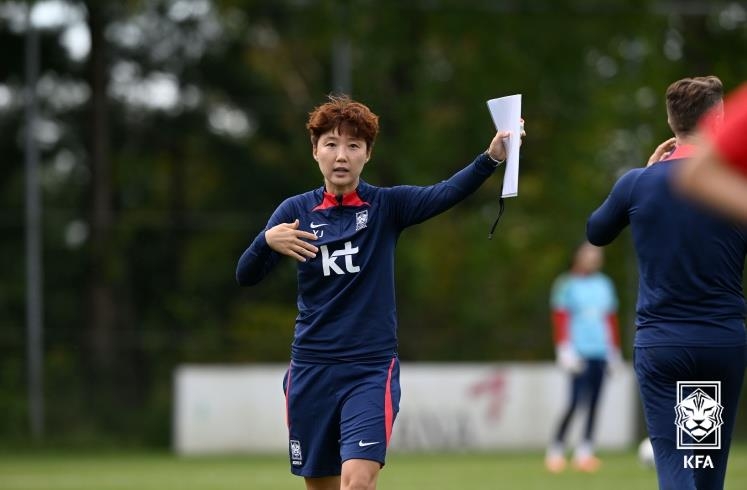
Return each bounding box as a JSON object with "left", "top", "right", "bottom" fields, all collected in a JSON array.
[{"left": 488, "top": 196, "right": 505, "bottom": 240}]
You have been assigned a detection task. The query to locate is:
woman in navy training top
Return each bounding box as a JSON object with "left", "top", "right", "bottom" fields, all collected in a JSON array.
[{"left": 237, "top": 95, "right": 522, "bottom": 490}]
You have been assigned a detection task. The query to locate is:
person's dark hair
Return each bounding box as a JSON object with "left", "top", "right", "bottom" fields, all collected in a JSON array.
[
  {"left": 666, "top": 76, "right": 723, "bottom": 135},
  {"left": 306, "top": 94, "right": 380, "bottom": 151}
]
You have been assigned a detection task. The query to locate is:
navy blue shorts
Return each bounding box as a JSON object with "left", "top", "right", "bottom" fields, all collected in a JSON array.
[
  {"left": 282, "top": 357, "right": 400, "bottom": 478},
  {"left": 634, "top": 345, "right": 746, "bottom": 490}
]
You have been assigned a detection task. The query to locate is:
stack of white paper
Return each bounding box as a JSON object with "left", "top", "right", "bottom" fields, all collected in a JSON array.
[{"left": 486, "top": 94, "right": 522, "bottom": 198}]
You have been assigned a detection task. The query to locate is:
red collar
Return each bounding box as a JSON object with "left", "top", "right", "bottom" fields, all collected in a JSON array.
[
  {"left": 662, "top": 143, "right": 698, "bottom": 161},
  {"left": 312, "top": 189, "right": 369, "bottom": 211}
]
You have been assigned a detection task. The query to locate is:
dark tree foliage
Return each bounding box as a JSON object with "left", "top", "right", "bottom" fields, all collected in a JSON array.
[{"left": 0, "top": 0, "right": 745, "bottom": 444}]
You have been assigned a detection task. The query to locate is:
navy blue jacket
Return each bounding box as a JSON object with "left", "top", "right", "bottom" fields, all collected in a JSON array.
[
  {"left": 237, "top": 153, "right": 498, "bottom": 362},
  {"left": 587, "top": 155, "right": 747, "bottom": 347}
]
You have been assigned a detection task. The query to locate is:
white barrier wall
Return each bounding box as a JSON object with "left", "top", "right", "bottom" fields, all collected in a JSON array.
[{"left": 173, "top": 363, "right": 638, "bottom": 455}]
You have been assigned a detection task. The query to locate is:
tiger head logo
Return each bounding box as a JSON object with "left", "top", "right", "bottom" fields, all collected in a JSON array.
[{"left": 674, "top": 388, "right": 724, "bottom": 442}]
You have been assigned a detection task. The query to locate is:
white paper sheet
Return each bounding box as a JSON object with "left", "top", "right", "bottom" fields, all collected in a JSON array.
[{"left": 486, "top": 94, "right": 522, "bottom": 197}]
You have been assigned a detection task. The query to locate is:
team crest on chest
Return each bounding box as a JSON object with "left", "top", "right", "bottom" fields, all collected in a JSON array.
[{"left": 355, "top": 210, "right": 368, "bottom": 231}]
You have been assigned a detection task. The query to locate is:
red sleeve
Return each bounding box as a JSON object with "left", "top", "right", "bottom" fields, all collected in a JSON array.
[
  {"left": 703, "top": 83, "right": 747, "bottom": 175},
  {"left": 606, "top": 313, "right": 621, "bottom": 348},
  {"left": 552, "top": 309, "right": 570, "bottom": 345}
]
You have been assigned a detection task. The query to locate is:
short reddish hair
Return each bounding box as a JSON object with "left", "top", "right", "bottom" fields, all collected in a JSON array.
[
  {"left": 666, "top": 76, "right": 723, "bottom": 135},
  {"left": 306, "top": 95, "right": 379, "bottom": 151}
]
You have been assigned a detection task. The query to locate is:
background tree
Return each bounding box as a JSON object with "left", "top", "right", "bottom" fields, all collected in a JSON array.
[{"left": 0, "top": 0, "right": 745, "bottom": 445}]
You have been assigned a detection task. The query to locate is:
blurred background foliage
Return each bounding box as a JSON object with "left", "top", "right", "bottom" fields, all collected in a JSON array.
[{"left": 1, "top": 0, "right": 746, "bottom": 445}]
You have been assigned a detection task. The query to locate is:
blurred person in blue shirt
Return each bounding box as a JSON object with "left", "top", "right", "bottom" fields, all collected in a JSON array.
[{"left": 545, "top": 241, "right": 621, "bottom": 473}]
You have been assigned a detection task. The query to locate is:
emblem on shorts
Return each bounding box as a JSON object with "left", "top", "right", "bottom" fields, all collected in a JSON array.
[
  {"left": 355, "top": 210, "right": 368, "bottom": 231},
  {"left": 358, "top": 440, "right": 381, "bottom": 447},
  {"left": 675, "top": 381, "right": 723, "bottom": 449},
  {"left": 290, "top": 439, "right": 303, "bottom": 465}
]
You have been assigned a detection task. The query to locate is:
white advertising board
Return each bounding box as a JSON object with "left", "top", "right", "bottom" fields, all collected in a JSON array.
[{"left": 173, "top": 363, "right": 637, "bottom": 454}]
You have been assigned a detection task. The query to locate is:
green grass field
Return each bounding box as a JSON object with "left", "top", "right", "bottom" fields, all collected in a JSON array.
[{"left": 1, "top": 446, "right": 746, "bottom": 490}]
